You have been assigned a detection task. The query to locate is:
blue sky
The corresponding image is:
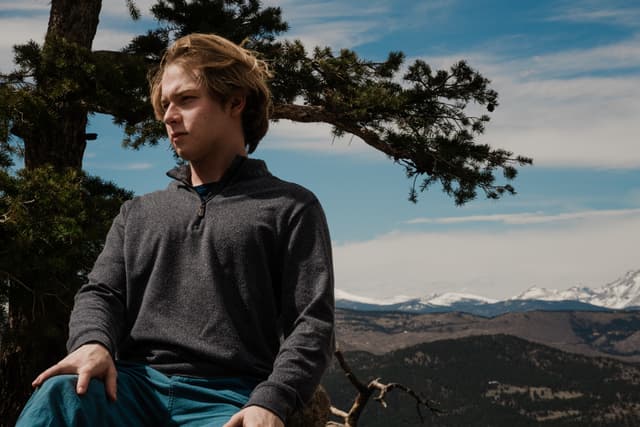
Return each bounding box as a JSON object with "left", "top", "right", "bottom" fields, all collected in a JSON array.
[{"left": 2, "top": 0, "right": 640, "bottom": 300}]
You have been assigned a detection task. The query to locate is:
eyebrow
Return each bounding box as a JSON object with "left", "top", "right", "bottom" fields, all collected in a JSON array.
[{"left": 161, "top": 87, "right": 199, "bottom": 105}]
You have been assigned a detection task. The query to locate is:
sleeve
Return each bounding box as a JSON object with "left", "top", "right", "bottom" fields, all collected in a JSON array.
[
  {"left": 244, "top": 198, "right": 335, "bottom": 422},
  {"left": 66, "top": 201, "right": 130, "bottom": 357}
]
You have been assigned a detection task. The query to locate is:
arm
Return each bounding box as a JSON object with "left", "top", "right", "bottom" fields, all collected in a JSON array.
[
  {"left": 244, "top": 199, "right": 335, "bottom": 423},
  {"left": 67, "top": 201, "right": 130, "bottom": 356},
  {"left": 33, "top": 202, "right": 130, "bottom": 396}
]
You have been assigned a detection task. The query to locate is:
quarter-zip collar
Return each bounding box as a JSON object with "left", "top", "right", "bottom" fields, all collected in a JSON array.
[
  {"left": 166, "top": 155, "right": 272, "bottom": 221},
  {"left": 166, "top": 155, "right": 271, "bottom": 192}
]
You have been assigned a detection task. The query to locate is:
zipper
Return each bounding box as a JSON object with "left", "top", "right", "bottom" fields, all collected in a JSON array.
[{"left": 197, "top": 202, "right": 205, "bottom": 218}]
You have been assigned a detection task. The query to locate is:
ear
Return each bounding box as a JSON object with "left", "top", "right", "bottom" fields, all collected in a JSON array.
[{"left": 227, "top": 91, "right": 246, "bottom": 117}]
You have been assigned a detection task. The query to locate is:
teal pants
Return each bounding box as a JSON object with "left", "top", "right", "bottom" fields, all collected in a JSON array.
[{"left": 16, "top": 361, "right": 258, "bottom": 427}]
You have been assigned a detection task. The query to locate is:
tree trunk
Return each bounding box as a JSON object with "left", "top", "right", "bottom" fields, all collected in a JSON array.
[
  {"left": 23, "top": 0, "right": 102, "bottom": 171},
  {"left": 0, "top": 1, "right": 102, "bottom": 424},
  {"left": 23, "top": 108, "right": 90, "bottom": 171}
]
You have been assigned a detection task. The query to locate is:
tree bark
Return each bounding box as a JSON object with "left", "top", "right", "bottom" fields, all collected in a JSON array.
[{"left": 22, "top": 0, "right": 102, "bottom": 171}]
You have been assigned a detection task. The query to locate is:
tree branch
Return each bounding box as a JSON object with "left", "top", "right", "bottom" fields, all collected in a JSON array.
[{"left": 330, "top": 350, "right": 443, "bottom": 427}]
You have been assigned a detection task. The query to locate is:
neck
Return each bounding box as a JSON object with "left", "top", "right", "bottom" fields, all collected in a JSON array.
[{"left": 189, "top": 145, "right": 247, "bottom": 186}]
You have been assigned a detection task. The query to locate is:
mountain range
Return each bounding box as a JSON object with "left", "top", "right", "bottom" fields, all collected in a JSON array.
[{"left": 336, "top": 269, "right": 640, "bottom": 317}]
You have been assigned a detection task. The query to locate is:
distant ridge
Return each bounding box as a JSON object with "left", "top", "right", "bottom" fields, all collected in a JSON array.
[{"left": 336, "top": 269, "right": 640, "bottom": 316}]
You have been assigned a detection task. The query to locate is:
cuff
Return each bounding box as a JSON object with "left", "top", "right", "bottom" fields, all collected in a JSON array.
[
  {"left": 244, "top": 382, "right": 298, "bottom": 423},
  {"left": 66, "top": 331, "right": 115, "bottom": 357}
]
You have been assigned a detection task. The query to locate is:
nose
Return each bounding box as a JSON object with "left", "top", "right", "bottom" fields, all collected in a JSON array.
[{"left": 163, "top": 103, "right": 180, "bottom": 125}]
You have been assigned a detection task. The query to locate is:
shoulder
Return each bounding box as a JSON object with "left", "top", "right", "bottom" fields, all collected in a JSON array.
[
  {"left": 236, "top": 157, "right": 321, "bottom": 209},
  {"left": 264, "top": 174, "right": 319, "bottom": 205},
  {"left": 118, "top": 184, "right": 188, "bottom": 217}
]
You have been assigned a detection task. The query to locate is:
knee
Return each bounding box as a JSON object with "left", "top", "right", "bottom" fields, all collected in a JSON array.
[
  {"left": 37, "top": 374, "right": 78, "bottom": 396},
  {"left": 38, "top": 375, "right": 106, "bottom": 403},
  {"left": 17, "top": 375, "right": 80, "bottom": 426}
]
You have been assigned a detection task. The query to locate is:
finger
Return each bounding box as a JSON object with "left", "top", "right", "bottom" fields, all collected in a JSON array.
[
  {"left": 76, "top": 370, "right": 91, "bottom": 395},
  {"left": 222, "top": 411, "right": 242, "bottom": 427},
  {"left": 105, "top": 364, "right": 118, "bottom": 401},
  {"left": 32, "top": 363, "right": 68, "bottom": 387}
]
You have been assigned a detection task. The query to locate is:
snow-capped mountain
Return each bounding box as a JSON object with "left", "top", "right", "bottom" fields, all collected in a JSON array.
[
  {"left": 514, "top": 269, "right": 640, "bottom": 310},
  {"left": 336, "top": 269, "right": 640, "bottom": 316}
]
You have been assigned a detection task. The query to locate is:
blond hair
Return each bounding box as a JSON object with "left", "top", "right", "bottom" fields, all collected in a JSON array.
[{"left": 149, "top": 33, "right": 272, "bottom": 153}]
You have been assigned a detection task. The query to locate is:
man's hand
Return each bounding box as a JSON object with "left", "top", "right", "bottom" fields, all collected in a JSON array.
[
  {"left": 223, "top": 406, "right": 284, "bottom": 427},
  {"left": 31, "top": 343, "right": 117, "bottom": 401}
]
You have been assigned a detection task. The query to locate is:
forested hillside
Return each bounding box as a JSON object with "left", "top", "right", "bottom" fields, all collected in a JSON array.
[{"left": 323, "top": 334, "right": 640, "bottom": 426}]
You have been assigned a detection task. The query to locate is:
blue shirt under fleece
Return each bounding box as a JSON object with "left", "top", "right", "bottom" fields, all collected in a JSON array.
[{"left": 66, "top": 155, "right": 336, "bottom": 422}]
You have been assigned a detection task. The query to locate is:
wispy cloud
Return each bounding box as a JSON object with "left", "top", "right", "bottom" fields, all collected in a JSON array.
[
  {"left": 264, "top": 0, "right": 455, "bottom": 49},
  {"left": 548, "top": 0, "right": 640, "bottom": 28},
  {"left": 406, "top": 208, "right": 640, "bottom": 225},
  {"left": 264, "top": 0, "right": 389, "bottom": 49},
  {"left": 513, "top": 37, "right": 640, "bottom": 79}
]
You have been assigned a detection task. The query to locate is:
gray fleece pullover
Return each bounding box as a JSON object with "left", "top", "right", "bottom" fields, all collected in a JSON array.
[{"left": 67, "top": 156, "right": 335, "bottom": 422}]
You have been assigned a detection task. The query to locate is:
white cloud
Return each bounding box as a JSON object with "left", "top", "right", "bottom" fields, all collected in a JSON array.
[
  {"left": 414, "top": 34, "right": 640, "bottom": 169},
  {"left": 333, "top": 213, "right": 640, "bottom": 300},
  {"left": 0, "top": 1, "right": 49, "bottom": 12},
  {"left": 487, "top": 76, "right": 640, "bottom": 169},
  {"left": 262, "top": 120, "right": 382, "bottom": 159},
  {"left": 406, "top": 208, "right": 640, "bottom": 225},
  {"left": 92, "top": 28, "right": 139, "bottom": 52},
  {"left": 0, "top": 2, "right": 146, "bottom": 72},
  {"left": 0, "top": 17, "right": 48, "bottom": 72}
]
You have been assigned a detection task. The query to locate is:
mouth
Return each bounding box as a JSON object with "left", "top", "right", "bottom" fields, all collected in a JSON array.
[{"left": 170, "top": 132, "right": 187, "bottom": 142}]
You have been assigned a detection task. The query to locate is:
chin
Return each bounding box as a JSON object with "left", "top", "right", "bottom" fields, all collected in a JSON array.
[{"left": 173, "top": 147, "right": 193, "bottom": 161}]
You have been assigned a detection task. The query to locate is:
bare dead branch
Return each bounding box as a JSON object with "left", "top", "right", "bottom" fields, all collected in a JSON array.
[
  {"left": 329, "top": 350, "right": 443, "bottom": 427},
  {"left": 370, "top": 378, "right": 445, "bottom": 422},
  {"left": 330, "top": 406, "right": 348, "bottom": 419}
]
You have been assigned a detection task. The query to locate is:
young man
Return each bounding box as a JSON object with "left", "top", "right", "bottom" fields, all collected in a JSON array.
[{"left": 16, "top": 33, "right": 335, "bottom": 427}]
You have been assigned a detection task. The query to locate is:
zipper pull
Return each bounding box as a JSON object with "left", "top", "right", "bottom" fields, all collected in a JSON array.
[{"left": 197, "top": 203, "right": 205, "bottom": 218}]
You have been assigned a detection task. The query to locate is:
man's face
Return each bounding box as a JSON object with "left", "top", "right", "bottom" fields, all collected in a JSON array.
[{"left": 160, "top": 63, "right": 238, "bottom": 163}]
